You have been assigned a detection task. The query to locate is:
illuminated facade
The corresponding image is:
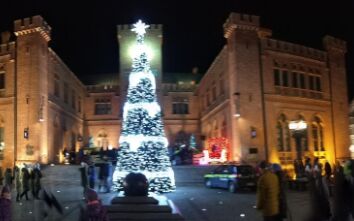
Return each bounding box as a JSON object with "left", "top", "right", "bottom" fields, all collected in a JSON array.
[
  {"left": 199, "top": 13, "right": 350, "bottom": 168},
  {"left": 0, "top": 13, "right": 351, "bottom": 169}
]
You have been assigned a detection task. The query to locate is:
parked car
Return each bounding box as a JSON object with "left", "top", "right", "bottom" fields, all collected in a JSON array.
[{"left": 204, "top": 164, "right": 257, "bottom": 193}]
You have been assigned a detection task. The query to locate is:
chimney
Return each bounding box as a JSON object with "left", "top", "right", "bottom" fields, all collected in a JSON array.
[{"left": 1, "top": 31, "right": 11, "bottom": 44}]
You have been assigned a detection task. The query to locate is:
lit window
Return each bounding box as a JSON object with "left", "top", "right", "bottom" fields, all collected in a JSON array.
[
  {"left": 276, "top": 114, "right": 291, "bottom": 152},
  {"left": 312, "top": 116, "right": 324, "bottom": 151},
  {"left": 0, "top": 127, "right": 4, "bottom": 160}
]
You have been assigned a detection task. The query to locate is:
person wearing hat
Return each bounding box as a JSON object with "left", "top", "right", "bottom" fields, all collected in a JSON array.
[
  {"left": 256, "top": 161, "right": 280, "bottom": 221},
  {"left": 79, "top": 188, "right": 107, "bottom": 221},
  {"left": 0, "top": 185, "right": 11, "bottom": 221}
]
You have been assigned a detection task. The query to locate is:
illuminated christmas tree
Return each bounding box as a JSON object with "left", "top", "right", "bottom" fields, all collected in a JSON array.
[{"left": 113, "top": 20, "right": 175, "bottom": 193}]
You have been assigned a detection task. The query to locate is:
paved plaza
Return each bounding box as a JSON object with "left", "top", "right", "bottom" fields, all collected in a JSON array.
[{"left": 8, "top": 165, "right": 313, "bottom": 221}]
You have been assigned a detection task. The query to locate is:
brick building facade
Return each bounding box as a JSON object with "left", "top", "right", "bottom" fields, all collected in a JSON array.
[{"left": 0, "top": 13, "right": 351, "bottom": 169}]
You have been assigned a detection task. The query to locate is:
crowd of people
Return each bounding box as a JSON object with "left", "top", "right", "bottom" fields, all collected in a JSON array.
[
  {"left": 0, "top": 163, "right": 43, "bottom": 221},
  {"left": 256, "top": 158, "right": 354, "bottom": 221}
]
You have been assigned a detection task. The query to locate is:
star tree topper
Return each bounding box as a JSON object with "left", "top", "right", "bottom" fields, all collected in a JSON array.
[{"left": 132, "top": 20, "right": 150, "bottom": 36}]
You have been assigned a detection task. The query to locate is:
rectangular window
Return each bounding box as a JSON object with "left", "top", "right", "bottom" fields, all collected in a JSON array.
[
  {"left": 309, "top": 76, "right": 314, "bottom": 90},
  {"left": 219, "top": 78, "right": 224, "bottom": 95},
  {"left": 94, "top": 98, "right": 111, "bottom": 115},
  {"left": 274, "top": 69, "right": 280, "bottom": 86},
  {"left": 78, "top": 97, "right": 82, "bottom": 113},
  {"left": 172, "top": 97, "right": 189, "bottom": 114},
  {"left": 282, "top": 70, "right": 288, "bottom": 87},
  {"left": 212, "top": 84, "right": 216, "bottom": 101},
  {"left": 292, "top": 72, "right": 298, "bottom": 88},
  {"left": 71, "top": 89, "right": 75, "bottom": 109},
  {"left": 315, "top": 77, "right": 321, "bottom": 91},
  {"left": 0, "top": 72, "right": 5, "bottom": 89},
  {"left": 54, "top": 75, "right": 60, "bottom": 97},
  {"left": 206, "top": 90, "right": 210, "bottom": 106},
  {"left": 63, "top": 83, "right": 68, "bottom": 103},
  {"left": 299, "top": 74, "right": 306, "bottom": 89}
]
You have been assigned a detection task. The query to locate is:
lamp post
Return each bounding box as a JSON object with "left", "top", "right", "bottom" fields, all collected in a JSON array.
[{"left": 289, "top": 120, "right": 307, "bottom": 160}]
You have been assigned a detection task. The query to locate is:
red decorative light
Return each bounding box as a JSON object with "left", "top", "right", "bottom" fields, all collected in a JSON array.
[{"left": 206, "top": 137, "right": 229, "bottom": 160}]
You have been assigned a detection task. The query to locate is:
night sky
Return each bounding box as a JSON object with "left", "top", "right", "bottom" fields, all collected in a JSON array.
[{"left": 0, "top": 0, "right": 353, "bottom": 100}]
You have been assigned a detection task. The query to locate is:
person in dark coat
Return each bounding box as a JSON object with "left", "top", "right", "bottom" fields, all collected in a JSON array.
[
  {"left": 306, "top": 169, "right": 331, "bottom": 221},
  {"left": 4, "top": 168, "right": 12, "bottom": 188},
  {"left": 79, "top": 162, "right": 88, "bottom": 196},
  {"left": 98, "top": 161, "right": 110, "bottom": 193},
  {"left": 79, "top": 188, "right": 108, "bottom": 221},
  {"left": 324, "top": 161, "right": 332, "bottom": 179},
  {"left": 272, "top": 163, "right": 287, "bottom": 221},
  {"left": 0, "top": 185, "right": 11, "bottom": 221},
  {"left": 20, "top": 167, "right": 30, "bottom": 200},
  {"left": 331, "top": 163, "right": 352, "bottom": 221},
  {"left": 31, "top": 164, "right": 42, "bottom": 199},
  {"left": 13, "top": 166, "right": 21, "bottom": 202},
  {"left": 87, "top": 163, "right": 96, "bottom": 189}
]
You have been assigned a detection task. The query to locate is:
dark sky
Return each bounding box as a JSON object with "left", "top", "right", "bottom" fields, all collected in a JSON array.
[{"left": 0, "top": 0, "right": 353, "bottom": 100}]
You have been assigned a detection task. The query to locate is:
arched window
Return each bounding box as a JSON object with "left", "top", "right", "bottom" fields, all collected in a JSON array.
[
  {"left": 276, "top": 122, "right": 284, "bottom": 151},
  {"left": 0, "top": 117, "right": 4, "bottom": 160},
  {"left": 276, "top": 114, "right": 291, "bottom": 152},
  {"left": 298, "top": 115, "right": 309, "bottom": 151},
  {"left": 312, "top": 116, "right": 324, "bottom": 151}
]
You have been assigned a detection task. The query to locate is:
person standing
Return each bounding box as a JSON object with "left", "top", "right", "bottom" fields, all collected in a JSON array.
[
  {"left": 87, "top": 162, "right": 96, "bottom": 190},
  {"left": 4, "top": 168, "right": 12, "bottom": 188},
  {"left": 79, "top": 162, "right": 88, "bottom": 196},
  {"left": 0, "top": 185, "right": 11, "bottom": 221},
  {"left": 13, "top": 166, "right": 21, "bottom": 202},
  {"left": 271, "top": 163, "right": 287, "bottom": 221},
  {"left": 306, "top": 168, "right": 331, "bottom": 221},
  {"left": 32, "top": 163, "right": 42, "bottom": 199},
  {"left": 331, "top": 162, "right": 352, "bottom": 221},
  {"left": 20, "top": 167, "right": 30, "bottom": 201},
  {"left": 256, "top": 161, "right": 280, "bottom": 221}
]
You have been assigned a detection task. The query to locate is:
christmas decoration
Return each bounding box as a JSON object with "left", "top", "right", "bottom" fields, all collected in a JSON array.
[
  {"left": 113, "top": 20, "right": 175, "bottom": 193},
  {"left": 199, "top": 137, "right": 229, "bottom": 165}
]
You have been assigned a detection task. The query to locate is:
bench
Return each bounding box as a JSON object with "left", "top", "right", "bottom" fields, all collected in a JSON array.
[
  {"left": 107, "top": 196, "right": 185, "bottom": 221},
  {"left": 111, "top": 196, "right": 159, "bottom": 205}
]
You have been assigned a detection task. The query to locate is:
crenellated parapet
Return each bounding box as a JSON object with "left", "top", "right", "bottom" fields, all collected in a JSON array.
[
  {"left": 261, "top": 38, "right": 327, "bottom": 61},
  {"left": 14, "top": 15, "right": 51, "bottom": 41},
  {"left": 323, "top": 35, "right": 347, "bottom": 53},
  {"left": 223, "top": 13, "right": 260, "bottom": 38},
  {"left": 162, "top": 83, "right": 197, "bottom": 93},
  {"left": 0, "top": 42, "right": 15, "bottom": 57}
]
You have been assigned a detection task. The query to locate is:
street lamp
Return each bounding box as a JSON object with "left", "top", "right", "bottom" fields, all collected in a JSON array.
[{"left": 289, "top": 120, "right": 307, "bottom": 160}]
